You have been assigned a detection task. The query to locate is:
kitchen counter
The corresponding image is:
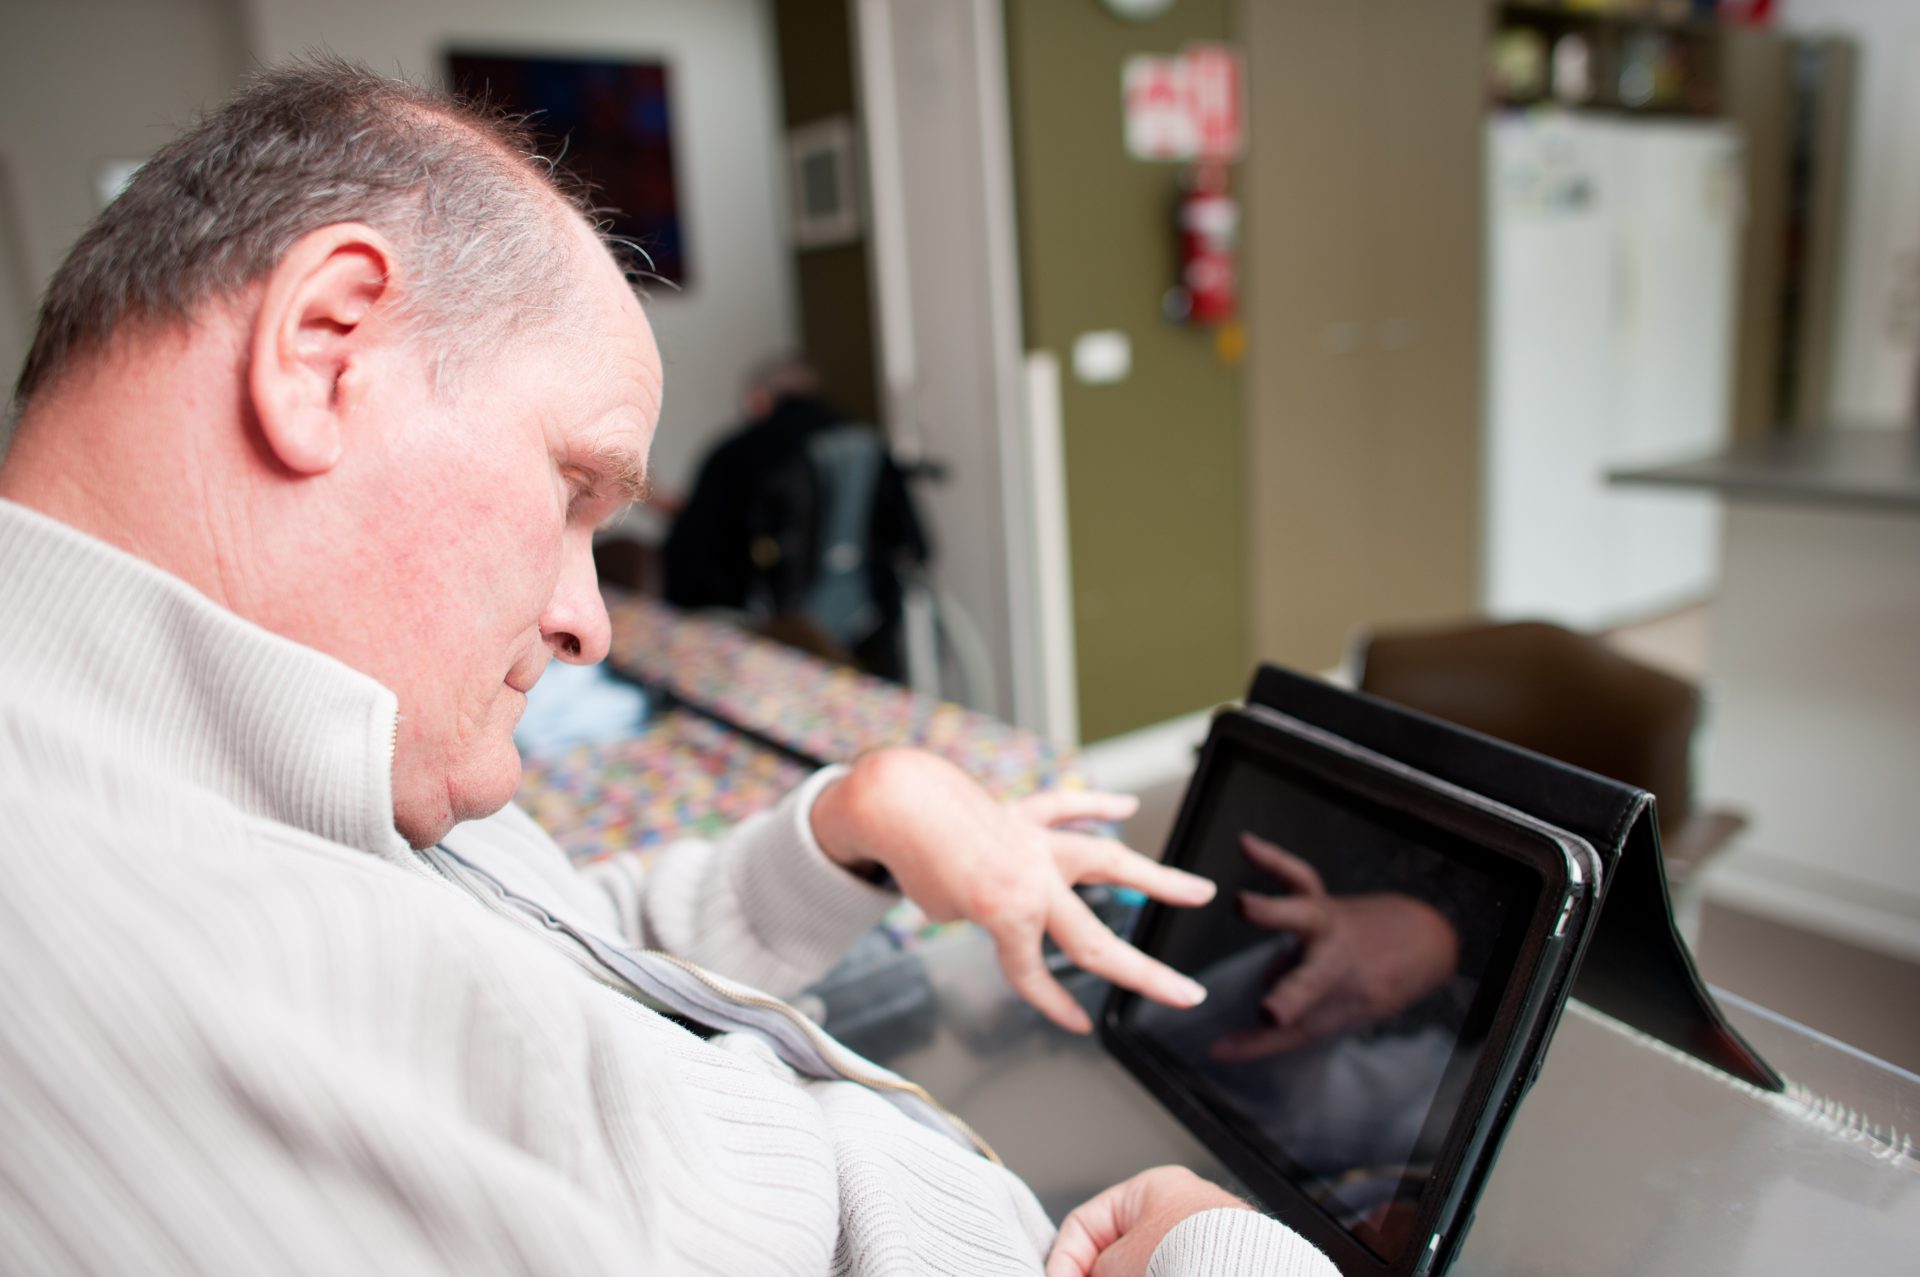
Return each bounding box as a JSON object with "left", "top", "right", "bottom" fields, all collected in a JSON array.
[{"left": 1609, "top": 426, "right": 1920, "bottom": 514}]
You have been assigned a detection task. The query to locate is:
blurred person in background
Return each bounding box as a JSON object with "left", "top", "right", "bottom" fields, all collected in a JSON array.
[
  {"left": 662, "top": 356, "right": 927, "bottom": 677},
  {"left": 0, "top": 59, "right": 1332, "bottom": 1277}
]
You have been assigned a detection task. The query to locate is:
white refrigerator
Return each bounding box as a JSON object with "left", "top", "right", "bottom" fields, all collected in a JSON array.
[{"left": 1484, "top": 112, "right": 1743, "bottom": 630}]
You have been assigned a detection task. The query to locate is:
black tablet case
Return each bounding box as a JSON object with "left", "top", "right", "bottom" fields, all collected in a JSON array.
[{"left": 1247, "top": 663, "right": 1782, "bottom": 1092}]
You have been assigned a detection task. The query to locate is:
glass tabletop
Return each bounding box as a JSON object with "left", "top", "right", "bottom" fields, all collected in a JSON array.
[{"left": 858, "top": 925, "right": 1919, "bottom": 1276}]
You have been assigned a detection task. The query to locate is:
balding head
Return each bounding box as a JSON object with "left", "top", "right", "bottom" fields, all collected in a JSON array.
[
  {"left": 15, "top": 56, "right": 596, "bottom": 410},
  {"left": 1, "top": 59, "right": 663, "bottom": 848}
]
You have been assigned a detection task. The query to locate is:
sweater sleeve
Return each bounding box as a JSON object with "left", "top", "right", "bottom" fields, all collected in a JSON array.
[
  {"left": 574, "top": 765, "right": 899, "bottom": 996},
  {"left": 1146, "top": 1209, "right": 1340, "bottom": 1277}
]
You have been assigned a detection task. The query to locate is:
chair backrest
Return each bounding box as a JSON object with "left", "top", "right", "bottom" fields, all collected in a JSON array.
[
  {"left": 1357, "top": 620, "right": 1700, "bottom": 836},
  {"left": 800, "top": 425, "right": 886, "bottom": 647}
]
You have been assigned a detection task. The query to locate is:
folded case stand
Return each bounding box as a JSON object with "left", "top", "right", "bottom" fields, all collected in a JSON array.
[{"left": 1247, "top": 664, "right": 1782, "bottom": 1092}]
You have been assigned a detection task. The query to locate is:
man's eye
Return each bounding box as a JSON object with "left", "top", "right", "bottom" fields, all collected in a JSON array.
[{"left": 563, "top": 472, "right": 598, "bottom": 517}]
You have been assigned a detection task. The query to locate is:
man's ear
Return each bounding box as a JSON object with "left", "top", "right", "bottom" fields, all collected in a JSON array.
[{"left": 247, "top": 224, "right": 396, "bottom": 476}]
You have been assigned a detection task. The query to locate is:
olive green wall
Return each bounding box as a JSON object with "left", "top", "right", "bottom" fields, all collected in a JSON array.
[
  {"left": 772, "top": 0, "right": 880, "bottom": 425},
  {"left": 1003, "top": 0, "right": 1247, "bottom": 742}
]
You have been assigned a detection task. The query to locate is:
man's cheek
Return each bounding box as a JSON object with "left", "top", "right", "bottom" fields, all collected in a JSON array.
[{"left": 425, "top": 508, "right": 538, "bottom": 598}]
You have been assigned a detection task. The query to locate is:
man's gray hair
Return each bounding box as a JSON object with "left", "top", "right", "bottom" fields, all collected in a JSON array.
[{"left": 15, "top": 57, "right": 597, "bottom": 407}]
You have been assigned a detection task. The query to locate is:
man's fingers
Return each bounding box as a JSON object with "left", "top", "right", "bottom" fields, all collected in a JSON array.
[
  {"left": 1264, "top": 949, "right": 1345, "bottom": 1027},
  {"left": 1018, "top": 787, "right": 1140, "bottom": 828},
  {"left": 1048, "top": 890, "right": 1207, "bottom": 1013},
  {"left": 1042, "top": 1225, "right": 1097, "bottom": 1277},
  {"left": 1239, "top": 832, "right": 1325, "bottom": 897},
  {"left": 989, "top": 918, "right": 1093, "bottom": 1034},
  {"left": 1238, "top": 889, "right": 1328, "bottom": 939},
  {"left": 1045, "top": 1179, "right": 1130, "bottom": 1277},
  {"left": 1051, "top": 831, "right": 1216, "bottom": 906}
]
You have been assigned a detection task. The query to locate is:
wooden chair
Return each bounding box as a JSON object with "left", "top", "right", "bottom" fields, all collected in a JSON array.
[{"left": 1355, "top": 620, "right": 1745, "bottom": 884}]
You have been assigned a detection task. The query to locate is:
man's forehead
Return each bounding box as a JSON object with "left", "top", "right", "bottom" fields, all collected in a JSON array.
[
  {"left": 585, "top": 237, "right": 665, "bottom": 404},
  {"left": 515, "top": 214, "right": 663, "bottom": 493}
]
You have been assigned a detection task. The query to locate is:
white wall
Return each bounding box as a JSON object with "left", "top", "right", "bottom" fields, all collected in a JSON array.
[
  {"left": 0, "top": 0, "right": 246, "bottom": 437},
  {"left": 1782, "top": 0, "right": 1920, "bottom": 427},
  {"left": 242, "top": 0, "right": 796, "bottom": 497},
  {"left": 0, "top": 0, "right": 796, "bottom": 492},
  {"left": 1700, "top": 502, "right": 1920, "bottom": 962}
]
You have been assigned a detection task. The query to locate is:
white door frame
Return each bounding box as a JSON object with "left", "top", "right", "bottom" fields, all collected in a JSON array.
[{"left": 852, "top": 0, "right": 1073, "bottom": 741}]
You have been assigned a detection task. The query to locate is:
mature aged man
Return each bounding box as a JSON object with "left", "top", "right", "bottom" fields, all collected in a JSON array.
[{"left": 0, "top": 62, "right": 1333, "bottom": 1276}]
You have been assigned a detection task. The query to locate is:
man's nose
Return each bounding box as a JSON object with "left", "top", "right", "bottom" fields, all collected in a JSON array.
[{"left": 541, "top": 538, "right": 612, "bottom": 666}]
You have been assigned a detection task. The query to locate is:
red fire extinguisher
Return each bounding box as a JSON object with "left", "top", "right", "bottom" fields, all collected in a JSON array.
[{"left": 1166, "top": 162, "right": 1238, "bottom": 327}]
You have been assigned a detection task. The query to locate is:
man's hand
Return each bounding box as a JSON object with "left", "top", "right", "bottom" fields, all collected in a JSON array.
[
  {"left": 811, "top": 748, "right": 1215, "bottom": 1033},
  {"left": 1046, "top": 1166, "right": 1252, "bottom": 1277},
  {"left": 1210, "top": 833, "right": 1458, "bottom": 1061}
]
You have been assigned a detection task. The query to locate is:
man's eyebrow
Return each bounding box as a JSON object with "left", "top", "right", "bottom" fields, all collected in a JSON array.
[{"left": 588, "top": 444, "right": 651, "bottom": 504}]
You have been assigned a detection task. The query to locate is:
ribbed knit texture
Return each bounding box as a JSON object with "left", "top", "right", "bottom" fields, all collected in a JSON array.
[
  {"left": 0, "top": 497, "right": 1324, "bottom": 1274},
  {"left": 1147, "top": 1210, "right": 1341, "bottom": 1277}
]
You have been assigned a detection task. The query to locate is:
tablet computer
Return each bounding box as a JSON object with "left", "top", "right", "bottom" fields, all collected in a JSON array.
[{"left": 1100, "top": 706, "right": 1604, "bottom": 1276}]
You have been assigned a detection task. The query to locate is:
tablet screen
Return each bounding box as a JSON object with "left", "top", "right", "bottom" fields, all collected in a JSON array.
[{"left": 1122, "top": 747, "right": 1539, "bottom": 1265}]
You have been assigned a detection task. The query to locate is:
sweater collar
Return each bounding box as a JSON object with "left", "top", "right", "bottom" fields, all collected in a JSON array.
[{"left": 0, "top": 498, "right": 409, "bottom": 861}]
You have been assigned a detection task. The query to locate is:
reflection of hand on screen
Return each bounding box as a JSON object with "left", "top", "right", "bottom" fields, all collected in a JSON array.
[{"left": 1210, "top": 833, "right": 1459, "bottom": 1062}]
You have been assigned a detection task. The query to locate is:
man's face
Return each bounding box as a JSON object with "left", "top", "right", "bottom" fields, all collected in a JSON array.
[{"left": 295, "top": 223, "right": 660, "bottom": 846}]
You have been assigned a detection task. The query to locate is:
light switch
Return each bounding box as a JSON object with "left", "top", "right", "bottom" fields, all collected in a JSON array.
[{"left": 1072, "top": 330, "right": 1132, "bottom": 385}]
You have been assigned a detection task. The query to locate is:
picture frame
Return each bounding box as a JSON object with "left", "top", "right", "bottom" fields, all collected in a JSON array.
[
  {"left": 787, "top": 116, "right": 862, "bottom": 250},
  {"left": 446, "top": 50, "right": 690, "bottom": 287}
]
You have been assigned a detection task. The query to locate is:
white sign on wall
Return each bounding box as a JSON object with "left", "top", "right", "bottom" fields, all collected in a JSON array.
[
  {"left": 1124, "top": 55, "right": 1195, "bottom": 160},
  {"left": 1122, "top": 43, "right": 1244, "bottom": 163}
]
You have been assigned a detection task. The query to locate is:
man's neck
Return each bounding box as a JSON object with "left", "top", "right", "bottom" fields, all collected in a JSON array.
[{"left": 0, "top": 373, "right": 247, "bottom": 617}]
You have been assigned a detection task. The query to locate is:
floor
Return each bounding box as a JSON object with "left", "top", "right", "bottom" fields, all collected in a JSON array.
[
  {"left": 1691, "top": 899, "right": 1920, "bottom": 1075},
  {"left": 1113, "top": 603, "right": 1920, "bottom": 1083},
  {"left": 1602, "top": 604, "right": 1920, "bottom": 1077},
  {"left": 1600, "top": 603, "right": 1713, "bottom": 682}
]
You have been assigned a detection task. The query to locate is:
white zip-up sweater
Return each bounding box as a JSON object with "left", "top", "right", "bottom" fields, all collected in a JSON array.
[{"left": 0, "top": 498, "right": 1332, "bottom": 1276}]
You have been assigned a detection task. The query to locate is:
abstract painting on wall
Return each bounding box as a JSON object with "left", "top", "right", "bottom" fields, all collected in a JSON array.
[{"left": 447, "top": 50, "right": 688, "bottom": 288}]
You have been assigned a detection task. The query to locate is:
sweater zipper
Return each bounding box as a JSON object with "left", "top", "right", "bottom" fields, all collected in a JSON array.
[
  {"left": 642, "top": 947, "right": 1000, "bottom": 1162},
  {"left": 418, "top": 842, "right": 1001, "bottom": 1165}
]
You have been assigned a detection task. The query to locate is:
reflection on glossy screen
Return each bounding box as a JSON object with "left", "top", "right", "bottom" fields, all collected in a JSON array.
[{"left": 1130, "top": 756, "right": 1532, "bottom": 1263}]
